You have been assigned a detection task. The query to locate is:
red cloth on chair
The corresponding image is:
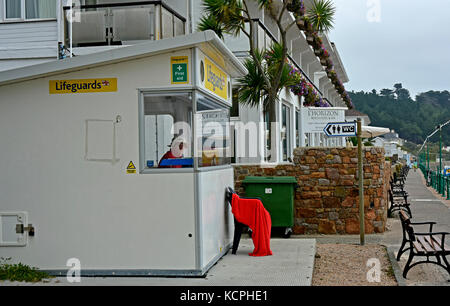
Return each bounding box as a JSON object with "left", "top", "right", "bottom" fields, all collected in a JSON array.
[{"left": 231, "top": 193, "right": 273, "bottom": 256}]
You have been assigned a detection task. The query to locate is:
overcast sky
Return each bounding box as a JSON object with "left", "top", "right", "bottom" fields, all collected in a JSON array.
[{"left": 328, "top": 0, "right": 450, "bottom": 98}]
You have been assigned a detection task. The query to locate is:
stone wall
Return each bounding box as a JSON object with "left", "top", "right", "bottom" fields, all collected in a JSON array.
[{"left": 233, "top": 147, "right": 391, "bottom": 235}]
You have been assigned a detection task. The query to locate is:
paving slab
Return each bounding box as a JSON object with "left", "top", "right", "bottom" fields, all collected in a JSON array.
[
  {"left": 387, "top": 170, "right": 450, "bottom": 285},
  {"left": 1, "top": 238, "right": 316, "bottom": 286}
]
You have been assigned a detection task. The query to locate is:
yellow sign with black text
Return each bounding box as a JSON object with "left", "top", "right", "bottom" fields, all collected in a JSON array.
[
  {"left": 204, "top": 58, "right": 228, "bottom": 100},
  {"left": 49, "top": 78, "right": 117, "bottom": 94}
]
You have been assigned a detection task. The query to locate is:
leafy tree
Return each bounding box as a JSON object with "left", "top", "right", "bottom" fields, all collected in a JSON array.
[
  {"left": 349, "top": 86, "right": 450, "bottom": 147},
  {"left": 380, "top": 88, "right": 394, "bottom": 99}
]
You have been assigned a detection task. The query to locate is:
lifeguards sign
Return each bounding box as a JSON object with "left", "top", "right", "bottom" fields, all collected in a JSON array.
[
  {"left": 204, "top": 57, "right": 228, "bottom": 100},
  {"left": 49, "top": 78, "right": 117, "bottom": 94}
]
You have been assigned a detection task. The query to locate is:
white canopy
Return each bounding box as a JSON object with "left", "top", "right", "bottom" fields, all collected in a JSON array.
[{"left": 361, "top": 126, "right": 390, "bottom": 138}]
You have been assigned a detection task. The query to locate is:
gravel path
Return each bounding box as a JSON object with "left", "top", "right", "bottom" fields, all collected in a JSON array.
[{"left": 312, "top": 244, "right": 397, "bottom": 286}]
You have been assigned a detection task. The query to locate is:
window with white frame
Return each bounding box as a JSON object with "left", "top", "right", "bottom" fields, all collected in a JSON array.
[
  {"left": 141, "top": 92, "right": 193, "bottom": 170},
  {"left": 281, "top": 103, "right": 291, "bottom": 162},
  {"left": 4, "top": 0, "right": 56, "bottom": 20}
]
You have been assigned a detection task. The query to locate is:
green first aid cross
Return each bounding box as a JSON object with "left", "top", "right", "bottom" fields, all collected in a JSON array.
[{"left": 171, "top": 56, "right": 189, "bottom": 84}]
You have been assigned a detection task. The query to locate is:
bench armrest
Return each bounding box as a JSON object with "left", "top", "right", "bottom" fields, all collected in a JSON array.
[
  {"left": 411, "top": 222, "right": 436, "bottom": 232},
  {"left": 414, "top": 232, "right": 450, "bottom": 236},
  {"left": 410, "top": 222, "right": 436, "bottom": 225}
]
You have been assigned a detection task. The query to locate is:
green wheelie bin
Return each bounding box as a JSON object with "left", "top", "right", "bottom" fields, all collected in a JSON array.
[{"left": 242, "top": 176, "right": 298, "bottom": 238}]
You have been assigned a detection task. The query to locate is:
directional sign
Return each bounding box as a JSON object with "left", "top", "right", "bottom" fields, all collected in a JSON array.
[{"left": 323, "top": 122, "right": 357, "bottom": 137}]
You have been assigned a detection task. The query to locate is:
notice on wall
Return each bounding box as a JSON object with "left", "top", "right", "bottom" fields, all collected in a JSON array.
[
  {"left": 301, "top": 107, "right": 346, "bottom": 133},
  {"left": 49, "top": 78, "right": 117, "bottom": 94},
  {"left": 171, "top": 56, "right": 189, "bottom": 84}
]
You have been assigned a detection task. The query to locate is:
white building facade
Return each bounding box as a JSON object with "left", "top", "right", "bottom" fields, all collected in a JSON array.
[{"left": 0, "top": 0, "right": 352, "bottom": 164}]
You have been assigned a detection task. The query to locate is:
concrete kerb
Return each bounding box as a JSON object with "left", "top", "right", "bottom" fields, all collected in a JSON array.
[{"left": 386, "top": 245, "right": 407, "bottom": 286}]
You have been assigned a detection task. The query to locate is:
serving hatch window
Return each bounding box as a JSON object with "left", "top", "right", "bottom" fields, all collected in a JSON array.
[
  {"left": 142, "top": 93, "right": 193, "bottom": 169},
  {"left": 196, "top": 93, "right": 231, "bottom": 167}
]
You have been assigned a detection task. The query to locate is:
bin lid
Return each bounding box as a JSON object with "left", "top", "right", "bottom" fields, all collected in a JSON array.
[{"left": 242, "top": 176, "right": 298, "bottom": 184}]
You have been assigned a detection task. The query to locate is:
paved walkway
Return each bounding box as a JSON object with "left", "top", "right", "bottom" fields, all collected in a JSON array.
[
  {"left": 389, "top": 170, "right": 450, "bottom": 285},
  {"left": 2, "top": 239, "right": 316, "bottom": 286},
  {"left": 300, "top": 170, "right": 450, "bottom": 286}
]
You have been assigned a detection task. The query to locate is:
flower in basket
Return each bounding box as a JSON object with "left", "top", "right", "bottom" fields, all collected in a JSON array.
[
  {"left": 314, "top": 48, "right": 324, "bottom": 56},
  {"left": 287, "top": 0, "right": 306, "bottom": 16}
]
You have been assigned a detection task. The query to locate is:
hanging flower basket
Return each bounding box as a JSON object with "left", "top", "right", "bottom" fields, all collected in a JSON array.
[{"left": 320, "top": 58, "right": 327, "bottom": 66}]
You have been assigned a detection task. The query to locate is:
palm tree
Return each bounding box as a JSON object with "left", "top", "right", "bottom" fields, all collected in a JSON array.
[
  {"left": 198, "top": 0, "right": 337, "bottom": 161},
  {"left": 306, "top": 0, "right": 336, "bottom": 33},
  {"left": 198, "top": 0, "right": 303, "bottom": 161}
]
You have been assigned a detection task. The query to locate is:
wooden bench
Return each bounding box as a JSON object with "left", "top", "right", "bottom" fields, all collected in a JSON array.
[
  {"left": 398, "top": 210, "right": 450, "bottom": 278},
  {"left": 388, "top": 189, "right": 411, "bottom": 218}
]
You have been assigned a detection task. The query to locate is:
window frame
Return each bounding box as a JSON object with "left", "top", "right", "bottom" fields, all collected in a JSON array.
[
  {"left": 139, "top": 89, "right": 195, "bottom": 174},
  {"left": 196, "top": 92, "right": 231, "bottom": 169},
  {"left": 281, "top": 102, "right": 291, "bottom": 162},
  {"left": 138, "top": 88, "right": 232, "bottom": 174},
  {"left": 2, "top": 0, "right": 57, "bottom": 22}
]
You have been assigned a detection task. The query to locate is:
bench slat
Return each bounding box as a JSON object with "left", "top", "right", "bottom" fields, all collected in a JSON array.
[
  {"left": 431, "top": 236, "right": 450, "bottom": 252},
  {"left": 413, "top": 241, "right": 426, "bottom": 253},
  {"left": 417, "top": 236, "right": 437, "bottom": 253},
  {"left": 423, "top": 236, "right": 441, "bottom": 252}
]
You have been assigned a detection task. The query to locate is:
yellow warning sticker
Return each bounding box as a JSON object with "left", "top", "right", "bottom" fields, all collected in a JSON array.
[{"left": 127, "top": 161, "right": 136, "bottom": 174}]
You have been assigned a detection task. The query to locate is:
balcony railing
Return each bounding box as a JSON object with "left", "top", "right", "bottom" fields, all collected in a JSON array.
[
  {"left": 250, "top": 19, "right": 332, "bottom": 106},
  {"left": 63, "top": 1, "right": 186, "bottom": 48}
]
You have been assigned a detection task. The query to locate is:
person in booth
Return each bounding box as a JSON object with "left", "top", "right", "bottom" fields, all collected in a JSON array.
[{"left": 158, "top": 136, "right": 188, "bottom": 168}]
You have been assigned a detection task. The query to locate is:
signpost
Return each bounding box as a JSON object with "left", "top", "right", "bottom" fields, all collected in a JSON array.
[
  {"left": 324, "top": 120, "right": 364, "bottom": 245},
  {"left": 356, "top": 119, "right": 364, "bottom": 246}
]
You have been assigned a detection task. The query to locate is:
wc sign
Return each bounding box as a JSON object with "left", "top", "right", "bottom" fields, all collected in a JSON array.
[{"left": 324, "top": 122, "right": 357, "bottom": 137}]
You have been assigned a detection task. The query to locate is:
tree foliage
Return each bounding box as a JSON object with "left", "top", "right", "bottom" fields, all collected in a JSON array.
[
  {"left": 306, "top": 0, "right": 336, "bottom": 33},
  {"left": 350, "top": 85, "right": 450, "bottom": 146}
]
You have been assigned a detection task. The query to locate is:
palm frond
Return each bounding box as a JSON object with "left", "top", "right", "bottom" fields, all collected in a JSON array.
[
  {"left": 236, "top": 50, "right": 268, "bottom": 108},
  {"left": 197, "top": 15, "right": 225, "bottom": 39},
  {"left": 306, "top": 0, "right": 336, "bottom": 33}
]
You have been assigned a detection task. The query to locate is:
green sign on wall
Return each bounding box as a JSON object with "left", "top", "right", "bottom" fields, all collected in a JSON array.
[{"left": 171, "top": 56, "right": 189, "bottom": 84}]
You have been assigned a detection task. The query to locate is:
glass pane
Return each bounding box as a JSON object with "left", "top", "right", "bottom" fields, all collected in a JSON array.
[
  {"left": 26, "top": 0, "right": 56, "bottom": 19},
  {"left": 230, "top": 88, "right": 239, "bottom": 117},
  {"left": 174, "top": 17, "right": 184, "bottom": 36},
  {"left": 143, "top": 93, "right": 193, "bottom": 169},
  {"left": 196, "top": 94, "right": 230, "bottom": 167},
  {"left": 281, "top": 104, "right": 290, "bottom": 161},
  {"left": 6, "top": 0, "right": 21, "bottom": 18},
  {"left": 296, "top": 110, "right": 300, "bottom": 147},
  {"left": 161, "top": 8, "right": 173, "bottom": 39}
]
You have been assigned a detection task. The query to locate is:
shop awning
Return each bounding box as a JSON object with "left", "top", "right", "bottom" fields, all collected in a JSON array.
[{"left": 361, "top": 126, "right": 390, "bottom": 138}]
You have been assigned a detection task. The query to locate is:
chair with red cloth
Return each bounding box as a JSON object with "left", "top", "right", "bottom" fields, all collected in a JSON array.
[{"left": 225, "top": 187, "right": 273, "bottom": 257}]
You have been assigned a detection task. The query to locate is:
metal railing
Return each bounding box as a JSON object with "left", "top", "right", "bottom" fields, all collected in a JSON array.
[
  {"left": 63, "top": 1, "right": 185, "bottom": 49},
  {"left": 420, "top": 162, "right": 450, "bottom": 200}
]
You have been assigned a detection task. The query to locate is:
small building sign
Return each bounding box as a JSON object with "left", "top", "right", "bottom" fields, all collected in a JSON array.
[
  {"left": 171, "top": 56, "right": 189, "bottom": 84},
  {"left": 204, "top": 57, "right": 228, "bottom": 100},
  {"left": 301, "top": 107, "right": 346, "bottom": 133},
  {"left": 324, "top": 122, "right": 357, "bottom": 137},
  {"left": 49, "top": 78, "right": 117, "bottom": 94}
]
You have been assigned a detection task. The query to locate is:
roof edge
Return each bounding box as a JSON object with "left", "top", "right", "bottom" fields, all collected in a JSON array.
[{"left": 0, "top": 31, "right": 247, "bottom": 87}]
